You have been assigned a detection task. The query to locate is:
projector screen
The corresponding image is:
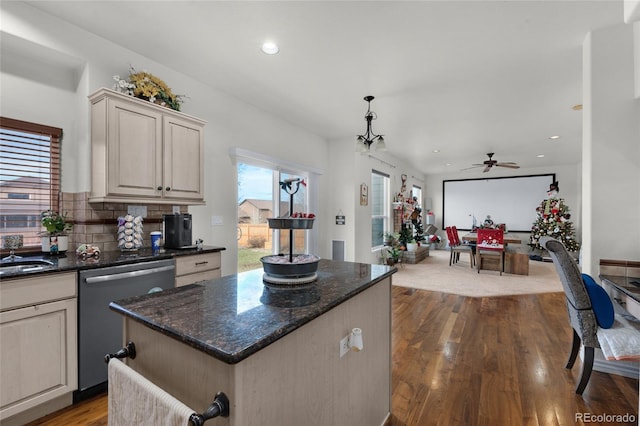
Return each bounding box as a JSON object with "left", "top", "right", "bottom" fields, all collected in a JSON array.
[{"left": 443, "top": 174, "right": 555, "bottom": 232}]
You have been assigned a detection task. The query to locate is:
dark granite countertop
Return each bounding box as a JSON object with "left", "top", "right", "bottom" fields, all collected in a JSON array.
[
  {"left": 0, "top": 246, "right": 226, "bottom": 279},
  {"left": 601, "top": 275, "right": 640, "bottom": 304},
  {"left": 109, "top": 259, "right": 396, "bottom": 364}
]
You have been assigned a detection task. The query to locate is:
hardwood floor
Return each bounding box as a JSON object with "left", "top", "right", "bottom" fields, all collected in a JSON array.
[
  {"left": 27, "top": 287, "right": 638, "bottom": 426},
  {"left": 389, "top": 287, "right": 638, "bottom": 426}
]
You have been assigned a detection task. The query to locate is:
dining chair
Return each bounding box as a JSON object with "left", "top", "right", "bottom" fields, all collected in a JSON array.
[
  {"left": 446, "top": 226, "right": 474, "bottom": 267},
  {"left": 542, "top": 236, "right": 640, "bottom": 395},
  {"left": 476, "top": 228, "right": 504, "bottom": 275},
  {"left": 452, "top": 226, "right": 475, "bottom": 263},
  {"left": 540, "top": 236, "right": 598, "bottom": 394}
]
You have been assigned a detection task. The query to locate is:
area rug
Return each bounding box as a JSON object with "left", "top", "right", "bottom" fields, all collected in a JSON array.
[{"left": 392, "top": 249, "right": 563, "bottom": 297}]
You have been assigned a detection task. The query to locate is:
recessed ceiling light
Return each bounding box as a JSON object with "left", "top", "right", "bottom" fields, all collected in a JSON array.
[
  {"left": 432, "top": 149, "right": 440, "bottom": 153},
  {"left": 549, "top": 135, "right": 560, "bottom": 140},
  {"left": 537, "top": 154, "right": 545, "bottom": 158},
  {"left": 445, "top": 163, "right": 452, "bottom": 166},
  {"left": 261, "top": 41, "right": 279, "bottom": 55}
]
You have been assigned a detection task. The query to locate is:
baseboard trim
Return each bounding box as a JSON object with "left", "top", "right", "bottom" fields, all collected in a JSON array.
[{"left": 593, "top": 358, "right": 639, "bottom": 379}]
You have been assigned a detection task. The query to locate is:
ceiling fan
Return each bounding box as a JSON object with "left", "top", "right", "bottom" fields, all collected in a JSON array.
[{"left": 462, "top": 152, "right": 520, "bottom": 173}]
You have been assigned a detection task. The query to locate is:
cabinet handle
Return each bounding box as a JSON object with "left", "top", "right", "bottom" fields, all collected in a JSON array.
[
  {"left": 157, "top": 186, "right": 162, "bottom": 191},
  {"left": 195, "top": 261, "right": 209, "bottom": 266},
  {"left": 166, "top": 187, "right": 171, "bottom": 191}
]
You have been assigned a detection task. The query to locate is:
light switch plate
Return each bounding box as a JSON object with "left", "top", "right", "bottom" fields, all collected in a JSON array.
[{"left": 211, "top": 215, "right": 223, "bottom": 226}]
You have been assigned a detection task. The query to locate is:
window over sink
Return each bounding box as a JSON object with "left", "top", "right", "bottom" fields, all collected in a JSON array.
[{"left": 0, "top": 117, "right": 62, "bottom": 251}]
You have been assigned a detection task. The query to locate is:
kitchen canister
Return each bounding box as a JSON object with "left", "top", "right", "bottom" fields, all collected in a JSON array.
[{"left": 117, "top": 215, "right": 143, "bottom": 251}]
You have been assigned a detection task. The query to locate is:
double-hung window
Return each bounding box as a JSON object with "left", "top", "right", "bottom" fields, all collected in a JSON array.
[
  {"left": 0, "top": 117, "right": 62, "bottom": 250},
  {"left": 371, "top": 170, "right": 390, "bottom": 248}
]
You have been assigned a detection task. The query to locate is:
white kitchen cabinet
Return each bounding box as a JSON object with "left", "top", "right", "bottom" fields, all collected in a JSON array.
[
  {"left": 89, "top": 88, "right": 205, "bottom": 205},
  {"left": 0, "top": 272, "right": 77, "bottom": 424},
  {"left": 175, "top": 252, "right": 222, "bottom": 287}
]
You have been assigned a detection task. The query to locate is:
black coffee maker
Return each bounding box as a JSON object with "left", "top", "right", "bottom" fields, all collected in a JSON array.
[{"left": 163, "top": 213, "right": 193, "bottom": 249}]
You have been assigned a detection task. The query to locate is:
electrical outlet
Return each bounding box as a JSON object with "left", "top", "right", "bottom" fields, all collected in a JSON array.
[
  {"left": 127, "top": 205, "right": 147, "bottom": 217},
  {"left": 172, "top": 206, "right": 181, "bottom": 214},
  {"left": 211, "top": 215, "right": 223, "bottom": 226},
  {"left": 339, "top": 335, "right": 350, "bottom": 358}
]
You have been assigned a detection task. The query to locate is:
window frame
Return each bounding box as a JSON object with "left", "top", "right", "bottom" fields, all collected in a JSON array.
[
  {"left": 0, "top": 117, "right": 62, "bottom": 252},
  {"left": 371, "top": 169, "right": 390, "bottom": 249}
]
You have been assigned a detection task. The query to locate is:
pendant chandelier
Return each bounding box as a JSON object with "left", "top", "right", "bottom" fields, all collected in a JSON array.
[{"left": 355, "top": 95, "right": 387, "bottom": 153}]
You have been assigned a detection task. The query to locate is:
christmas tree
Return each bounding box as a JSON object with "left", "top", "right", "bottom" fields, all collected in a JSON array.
[
  {"left": 410, "top": 198, "right": 427, "bottom": 243},
  {"left": 529, "top": 181, "right": 580, "bottom": 251}
]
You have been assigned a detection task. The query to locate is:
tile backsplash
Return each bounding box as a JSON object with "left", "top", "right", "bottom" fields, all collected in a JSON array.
[{"left": 62, "top": 192, "right": 185, "bottom": 252}]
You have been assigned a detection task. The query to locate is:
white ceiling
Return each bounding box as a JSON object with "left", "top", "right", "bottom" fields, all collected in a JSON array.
[{"left": 25, "top": 1, "right": 624, "bottom": 175}]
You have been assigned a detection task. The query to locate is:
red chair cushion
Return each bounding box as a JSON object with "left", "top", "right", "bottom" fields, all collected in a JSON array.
[
  {"left": 476, "top": 228, "right": 504, "bottom": 251},
  {"left": 451, "top": 226, "right": 461, "bottom": 246}
]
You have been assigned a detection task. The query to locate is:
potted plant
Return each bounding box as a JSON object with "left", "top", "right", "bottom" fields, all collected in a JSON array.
[
  {"left": 406, "top": 239, "right": 418, "bottom": 252},
  {"left": 385, "top": 246, "right": 402, "bottom": 266},
  {"left": 40, "top": 210, "right": 73, "bottom": 253},
  {"left": 398, "top": 225, "right": 413, "bottom": 250}
]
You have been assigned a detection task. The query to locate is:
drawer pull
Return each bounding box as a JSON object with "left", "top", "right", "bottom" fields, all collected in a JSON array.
[
  {"left": 195, "top": 261, "right": 209, "bottom": 266},
  {"left": 614, "top": 297, "right": 626, "bottom": 306}
]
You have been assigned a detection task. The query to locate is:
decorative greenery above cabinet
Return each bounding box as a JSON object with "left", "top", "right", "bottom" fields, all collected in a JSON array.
[{"left": 89, "top": 88, "right": 206, "bottom": 205}]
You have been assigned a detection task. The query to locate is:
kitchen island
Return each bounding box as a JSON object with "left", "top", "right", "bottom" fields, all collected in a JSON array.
[{"left": 110, "top": 259, "right": 396, "bottom": 426}]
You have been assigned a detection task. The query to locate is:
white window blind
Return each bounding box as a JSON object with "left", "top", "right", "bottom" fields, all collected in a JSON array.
[{"left": 0, "top": 117, "right": 62, "bottom": 250}]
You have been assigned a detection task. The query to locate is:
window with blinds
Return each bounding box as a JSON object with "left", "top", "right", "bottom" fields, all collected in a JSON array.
[
  {"left": 0, "top": 117, "right": 62, "bottom": 250},
  {"left": 371, "top": 169, "right": 390, "bottom": 248}
]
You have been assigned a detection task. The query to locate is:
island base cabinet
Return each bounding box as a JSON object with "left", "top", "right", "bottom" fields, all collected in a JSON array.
[{"left": 124, "top": 278, "right": 392, "bottom": 426}]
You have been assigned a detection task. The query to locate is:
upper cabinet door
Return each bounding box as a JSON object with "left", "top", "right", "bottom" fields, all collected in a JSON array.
[
  {"left": 90, "top": 89, "right": 206, "bottom": 205},
  {"left": 163, "top": 115, "right": 204, "bottom": 201},
  {"left": 107, "top": 98, "right": 163, "bottom": 198}
]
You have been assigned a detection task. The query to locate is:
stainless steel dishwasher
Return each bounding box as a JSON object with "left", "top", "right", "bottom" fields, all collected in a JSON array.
[{"left": 75, "top": 258, "right": 175, "bottom": 401}]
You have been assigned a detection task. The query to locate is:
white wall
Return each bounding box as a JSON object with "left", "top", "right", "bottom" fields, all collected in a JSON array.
[
  {"left": 582, "top": 23, "right": 640, "bottom": 276},
  {"left": 635, "top": 23, "right": 640, "bottom": 98},
  {"left": 329, "top": 137, "right": 426, "bottom": 264},
  {"left": 0, "top": 2, "right": 330, "bottom": 274}
]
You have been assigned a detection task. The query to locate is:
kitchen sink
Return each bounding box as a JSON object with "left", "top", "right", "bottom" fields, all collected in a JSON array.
[{"left": 0, "top": 258, "right": 56, "bottom": 277}]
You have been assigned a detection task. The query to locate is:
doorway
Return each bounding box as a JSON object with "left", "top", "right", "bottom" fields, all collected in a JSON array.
[
  {"left": 237, "top": 163, "right": 273, "bottom": 272},
  {"left": 237, "top": 164, "right": 309, "bottom": 272}
]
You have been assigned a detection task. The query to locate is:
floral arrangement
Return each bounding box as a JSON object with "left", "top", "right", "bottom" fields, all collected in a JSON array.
[
  {"left": 40, "top": 210, "right": 72, "bottom": 236},
  {"left": 113, "top": 66, "right": 185, "bottom": 111}
]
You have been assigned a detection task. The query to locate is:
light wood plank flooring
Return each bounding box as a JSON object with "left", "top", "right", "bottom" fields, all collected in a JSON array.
[{"left": 27, "top": 287, "right": 638, "bottom": 426}]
